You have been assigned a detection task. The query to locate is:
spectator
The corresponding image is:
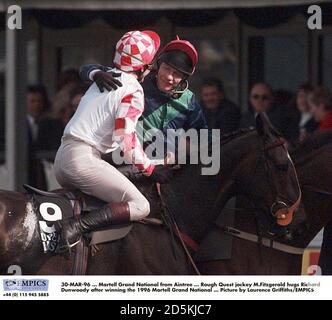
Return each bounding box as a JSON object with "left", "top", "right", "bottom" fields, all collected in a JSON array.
[
  {"left": 52, "top": 68, "right": 81, "bottom": 123},
  {"left": 57, "top": 68, "right": 81, "bottom": 91},
  {"left": 26, "top": 85, "right": 49, "bottom": 187},
  {"left": 51, "top": 82, "right": 89, "bottom": 126},
  {"left": 240, "top": 82, "right": 282, "bottom": 131},
  {"left": 36, "top": 80, "right": 70, "bottom": 152},
  {"left": 309, "top": 87, "right": 332, "bottom": 130},
  {"left": 200, "top": 77, "right": 241, "bottom": 133},
  {"left": 27, "top": 84, "right": 49, "bottom": 130},
  {"left": 68, "top": 82, "right": 89, "bottom": 114},
  {"left": 296, "top": 84, "right": 318, "bottom": 142}
]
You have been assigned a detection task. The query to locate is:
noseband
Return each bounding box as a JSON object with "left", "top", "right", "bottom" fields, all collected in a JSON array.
[{"left": 244, "top": 137, "right": 302, "bottom": 227}]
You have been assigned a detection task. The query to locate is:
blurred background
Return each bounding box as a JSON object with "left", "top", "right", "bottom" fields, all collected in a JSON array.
[{"left": 1, "top": 0, "right": 332, "bottom": 273}]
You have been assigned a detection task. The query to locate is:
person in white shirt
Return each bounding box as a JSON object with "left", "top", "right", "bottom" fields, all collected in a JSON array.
[
  {"left": 296, "top": 83, "right": 318, "bottom": 141},
  {"left": 54, "top": 30, "right": 173, "bottom": 251}
]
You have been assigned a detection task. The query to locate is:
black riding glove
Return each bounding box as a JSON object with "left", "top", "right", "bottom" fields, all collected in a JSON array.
[
  {"left": 149, "top": 165, "right": 173, "bottom": 184},
  {"left": 94, "top": 71, "right": 123, "bottom": 92}
]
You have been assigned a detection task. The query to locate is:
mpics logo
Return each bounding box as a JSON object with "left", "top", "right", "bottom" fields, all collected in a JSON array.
[{"left": 3, "top": 279, "right": 49, "bottom": 291}]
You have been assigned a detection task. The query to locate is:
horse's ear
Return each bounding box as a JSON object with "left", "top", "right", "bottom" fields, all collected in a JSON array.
[
  {"left": 256, "top": 112, "right": 282, "bottom": 138},
  {"left": 255, "top": 112, "right": 269, "bottom": 137}
]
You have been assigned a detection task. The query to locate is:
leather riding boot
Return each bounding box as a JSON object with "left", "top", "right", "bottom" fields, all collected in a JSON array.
[{"left": 56, "top": 202, "right": 130, "bottom": 252}]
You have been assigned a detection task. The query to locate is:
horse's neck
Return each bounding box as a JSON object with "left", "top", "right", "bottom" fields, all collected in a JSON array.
[
  {"left": 161, "top": 165, "right": 225, "bottom": 242},
  {"left": 219, "top": 132, "right": 259, "bottom": 175},
  {"left": 234, "top": 144, "right": 332, "bottom": 248},
  {"left": 160, "top": 132, "right": 258, "bottom": 242},
  {"left": 294, "top": 145, "right": 332, "bottom": 247}
]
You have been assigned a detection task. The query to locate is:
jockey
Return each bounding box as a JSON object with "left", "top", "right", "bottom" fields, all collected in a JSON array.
[
  {"left": 54, "top": 30, "right": 173, "bottom": 250},
  {"left": 80, "top": 36, "right": 207, "bottom": 157}
]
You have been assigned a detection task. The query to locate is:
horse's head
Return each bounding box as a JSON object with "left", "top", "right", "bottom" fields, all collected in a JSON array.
[
  {"left": 236, "top": 113, "right": 303, "bottom": 234},
  {"left": 158, "top": 116, "right": 304, "bottom": 243}
]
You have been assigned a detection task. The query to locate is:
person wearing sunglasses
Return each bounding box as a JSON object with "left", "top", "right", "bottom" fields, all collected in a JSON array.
[{"left": 240, "top": 82, "right": 282, "bottom": 131}]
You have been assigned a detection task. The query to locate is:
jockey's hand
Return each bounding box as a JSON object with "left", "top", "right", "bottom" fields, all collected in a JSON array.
[
  {"left": 149, "top": 165, "right": 173, "bottom": 184},
  {"left": 95, "top": 71, "right": 123, "bottom": 92}
]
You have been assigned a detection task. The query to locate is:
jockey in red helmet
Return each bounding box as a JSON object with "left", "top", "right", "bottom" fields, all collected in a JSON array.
[
  {"left": 156, "top": 36, "right": 198, "bottom": 98},
  {"left": 80, "top": 36, "right": 207, "bottom": 158},
  {"left": 158, "top": 36, "right": 198, "bottom": 75}
]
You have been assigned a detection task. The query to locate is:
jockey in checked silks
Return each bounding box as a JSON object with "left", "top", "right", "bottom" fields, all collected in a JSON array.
[{"left": 54, "top": 30, "right": 173, "bottom": 251}]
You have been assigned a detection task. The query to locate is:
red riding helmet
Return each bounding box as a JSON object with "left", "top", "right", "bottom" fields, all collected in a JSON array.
[{"left": 157, "top": 36, "right": 198, "bottom": 76}]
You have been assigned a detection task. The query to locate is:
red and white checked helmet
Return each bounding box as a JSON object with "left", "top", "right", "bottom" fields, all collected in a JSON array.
[{"left": 113, "top": 30, "right": 160, "bottom": 72}]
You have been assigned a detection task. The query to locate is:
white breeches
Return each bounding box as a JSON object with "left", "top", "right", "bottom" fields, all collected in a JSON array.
[{"left": 53, "top": 138, "right": 150, "bottom": 221}]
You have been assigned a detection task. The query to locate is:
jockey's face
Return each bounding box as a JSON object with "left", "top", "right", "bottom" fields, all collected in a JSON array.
[{"left": 156, "top": 62, "right": 184, "bottom": 93}]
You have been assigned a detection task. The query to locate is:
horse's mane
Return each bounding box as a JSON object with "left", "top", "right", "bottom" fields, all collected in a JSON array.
[
  {"left": 207, "top": 128, "right": 255, "bottom": 149},
  {"left": 219, "top": 128, "right": 255, "bottom": 144},
  {"left": 291, "top": 129, "right": 332, "bottom": 158}
]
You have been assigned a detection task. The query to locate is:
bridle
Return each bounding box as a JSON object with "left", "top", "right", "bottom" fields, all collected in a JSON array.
[
  {"left": 153, "top": 133, "right": 302, "bottom": 271},
  {"left": 218, "top": 137, "right": 331, "bottom": 256},
  {"left": 239, "top": 137, "right": 302, "bottom": 228}
]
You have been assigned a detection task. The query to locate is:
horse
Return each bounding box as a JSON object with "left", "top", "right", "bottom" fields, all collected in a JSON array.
[
  {"left": 0, "top": 113, "right": 302, "bottom": 275},
  {"left": 197, "top": 130, "right": 332, "bottom": 275}
]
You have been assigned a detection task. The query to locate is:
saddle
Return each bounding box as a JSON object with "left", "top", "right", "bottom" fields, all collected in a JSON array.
[{"left": 23, "top": 184, "right": 133, "bottom": 271}]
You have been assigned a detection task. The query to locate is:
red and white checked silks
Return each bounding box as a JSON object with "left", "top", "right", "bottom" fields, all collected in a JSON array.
[
  {"left": 113, "top": 88, "right": 154, "bottom": 175},
  {"left": 54, "top": 30, "right": 160, "bottom": 220},
  {"left": 63, "top": 69, "right": 154, "bottom": 175}
]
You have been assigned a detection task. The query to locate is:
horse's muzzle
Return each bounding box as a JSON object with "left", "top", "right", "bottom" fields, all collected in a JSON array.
[{"left": 271, "top": 201, "right": 290, "bottom": 226}]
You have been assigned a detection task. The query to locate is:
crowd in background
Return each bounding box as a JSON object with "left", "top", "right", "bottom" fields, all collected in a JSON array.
[{"left": 201, "top": 78, "right": 332, "bottom": 142}]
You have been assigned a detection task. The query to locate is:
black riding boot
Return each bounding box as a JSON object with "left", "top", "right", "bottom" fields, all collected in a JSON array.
[{"left": 56, "top": 202, "right": 130, "bottom": 252}]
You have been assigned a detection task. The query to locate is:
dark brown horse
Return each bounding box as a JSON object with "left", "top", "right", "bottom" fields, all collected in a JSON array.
[
  {"left": 197, "top": 130, "right": 332, "bottom": 275},
  {"left": 0, "top": 113, "right": 302, "bottom": 275}
]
